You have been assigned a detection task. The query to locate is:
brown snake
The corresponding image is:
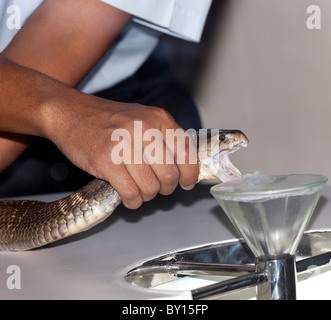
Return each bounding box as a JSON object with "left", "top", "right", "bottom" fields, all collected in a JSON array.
[{"left": 0, "top": 129, "right": 248, "bottom": 251}]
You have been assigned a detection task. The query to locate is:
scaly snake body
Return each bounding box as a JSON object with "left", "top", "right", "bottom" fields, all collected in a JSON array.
[{"left": 0, "top": 129, "right": 248, "bottom": 251}]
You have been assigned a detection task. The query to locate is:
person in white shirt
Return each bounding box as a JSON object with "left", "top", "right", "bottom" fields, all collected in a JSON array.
[{"left": 0, "top": 0, "right": 212, "bottom": 208}]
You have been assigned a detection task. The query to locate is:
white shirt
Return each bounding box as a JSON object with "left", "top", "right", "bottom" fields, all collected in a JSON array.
[{"left": 0, "top": 0, "right": 212, "bottom": 94}]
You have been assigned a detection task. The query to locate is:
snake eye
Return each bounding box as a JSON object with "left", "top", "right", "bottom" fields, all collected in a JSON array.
[{"left": 220, "top": 135, "right": 226, "bottom": 142}]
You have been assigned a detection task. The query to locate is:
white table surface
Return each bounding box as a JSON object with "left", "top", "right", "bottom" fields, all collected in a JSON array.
[{"left": 0, "top": 184, "right": 330, "bottom": 300}]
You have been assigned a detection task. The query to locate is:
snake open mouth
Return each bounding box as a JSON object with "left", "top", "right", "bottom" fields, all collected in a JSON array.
[{"left": 211, "top": 142, "right": 247, "bottom": 182}]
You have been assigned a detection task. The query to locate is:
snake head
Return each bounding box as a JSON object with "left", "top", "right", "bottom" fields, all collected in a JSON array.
[{"left": 197, "top": 129, "right": 248, "bottom": 182}]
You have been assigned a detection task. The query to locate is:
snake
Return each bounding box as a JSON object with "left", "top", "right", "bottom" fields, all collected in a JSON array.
[{"left": 0, "top": 129, "right": 248, "bottom": 251}]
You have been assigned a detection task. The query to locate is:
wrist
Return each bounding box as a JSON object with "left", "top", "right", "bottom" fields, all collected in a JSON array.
[
  {"left": 0, "top": 56, "right": 51, "bottom": 138},
  {"left": 38, "top": 79, "right": 79, "bottom": 143}
]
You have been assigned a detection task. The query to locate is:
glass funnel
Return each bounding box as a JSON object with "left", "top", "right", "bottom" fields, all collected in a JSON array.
[{"left": 210, "top": 172, "right": 328, "bottom": 258}]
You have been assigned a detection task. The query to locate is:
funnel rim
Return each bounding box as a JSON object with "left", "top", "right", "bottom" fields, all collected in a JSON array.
[{"left": 210, "top": 173, "right": 328, "bottom": 201}]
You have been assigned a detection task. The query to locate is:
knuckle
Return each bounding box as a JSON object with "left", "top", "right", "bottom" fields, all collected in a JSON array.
[
  {"left": 155, "top": 107, "right": 173, "bottom": 122},
  {"left": 121, "top": 185, "right": 140, "bottom": 201},
  {"left": 160, "top": 166, "right": 180, "bottom": 185},
  {"left": 121, "top": 188, "right": 143, "bottom": 210},
  {"left": 144, "top": 181, "right": 161, "bottom": 196},
  {"left": 140, "top": 119, "right": 152, "bottom": 133}
]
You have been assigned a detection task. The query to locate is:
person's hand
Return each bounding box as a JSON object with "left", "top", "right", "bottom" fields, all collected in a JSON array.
[
  {"left": 44, "top": 91, "right": 199, "bottom": 209},
  {"left": 0, "top": 55, "right": 198, "bottom": 209}
]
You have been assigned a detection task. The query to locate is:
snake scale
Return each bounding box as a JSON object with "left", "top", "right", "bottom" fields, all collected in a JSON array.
[{"left": 0, "top": 129, "right": 248, "bottom": 251}]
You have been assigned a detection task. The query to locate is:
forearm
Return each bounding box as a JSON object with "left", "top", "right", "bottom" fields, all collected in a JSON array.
[
  {"left": 0, "top": 54, "right": 65, "bottom": 170},
  {"left": 0, "top": 55, "right": 53, "bottom": 136},
  {"left": 3, "top": 0, "right": 131, "bottom": 87},
  {"left": 0, "top": 0, "right": 131, "bottom": 171}
]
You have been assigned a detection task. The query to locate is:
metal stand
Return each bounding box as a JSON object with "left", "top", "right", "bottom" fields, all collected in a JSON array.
[
  {"left": 255, "top": 254, "right": 297, "bottom": 300},
  {"left": 125, "top": 231, "right": 331, "bottom": 299}
]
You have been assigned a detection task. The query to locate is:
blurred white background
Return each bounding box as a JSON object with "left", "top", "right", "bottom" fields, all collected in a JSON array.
[{"left": 165, "top": 0, "right": 331, "bottom": 184}]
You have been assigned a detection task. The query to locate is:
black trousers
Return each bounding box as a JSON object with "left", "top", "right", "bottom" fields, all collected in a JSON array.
[{"left": 0, "top": 44, "right": 201, "bottom": 197}]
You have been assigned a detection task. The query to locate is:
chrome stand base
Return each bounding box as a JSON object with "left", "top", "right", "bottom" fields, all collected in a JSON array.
[{"left": 124, "top": 231, "right": 331, "bottom": 300}]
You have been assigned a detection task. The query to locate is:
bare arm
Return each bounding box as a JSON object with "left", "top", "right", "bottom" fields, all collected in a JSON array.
[
  {"left": 0, "top": 1, "right": 198, "bottom": 208},
  {"left": 0, "top": 55, "right": 198, "bottom": 207},
  {"left": 0, "top": 0, "right": 131, "bottom": 171},
  {"left": 3, "top": 0, "right": 131, "bottom": 86}
]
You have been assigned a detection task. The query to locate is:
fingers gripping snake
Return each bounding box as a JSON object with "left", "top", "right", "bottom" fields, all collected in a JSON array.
[{"left": 0, "top": 130, "right": 248, "bottom": 251}]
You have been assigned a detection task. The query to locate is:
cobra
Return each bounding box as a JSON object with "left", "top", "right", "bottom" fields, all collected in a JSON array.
[{"left": 0, "top": 129, "right": 248, "bottom": 251}]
